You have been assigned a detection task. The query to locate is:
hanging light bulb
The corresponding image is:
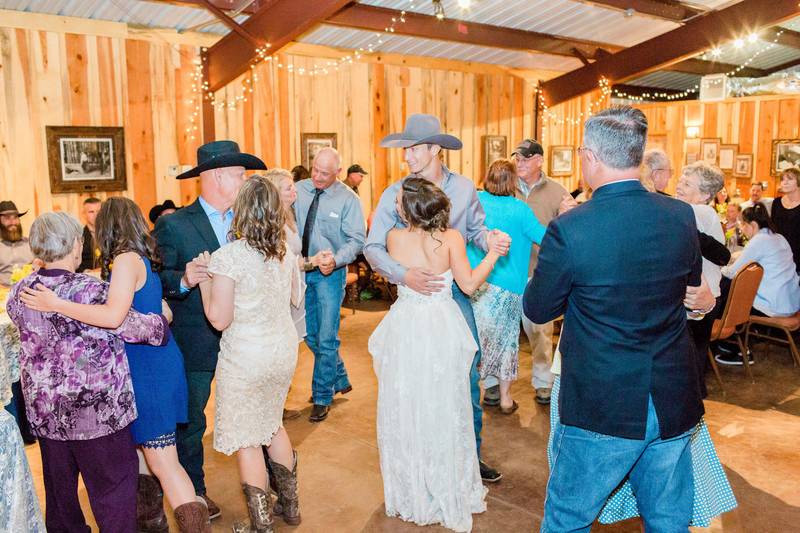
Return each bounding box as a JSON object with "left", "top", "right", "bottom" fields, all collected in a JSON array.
[
  {"left": 433, "top": 0, "right": 445, "bottom": 20},
  {"left": 457, "top": 0, "right": 472, "bottom": 8}
]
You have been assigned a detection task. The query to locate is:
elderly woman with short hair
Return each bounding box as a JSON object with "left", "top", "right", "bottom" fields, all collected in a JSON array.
[
  {"left": 675, "top": 161, "right": 726, "bottom": 397},
  {"left": 5, "top": 212, "right": 170, "bottom": 533}
]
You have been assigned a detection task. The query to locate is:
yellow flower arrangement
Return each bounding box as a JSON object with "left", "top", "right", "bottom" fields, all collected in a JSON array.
[{"left": 10, "top": 263, "right": 33, "bottom": 285}]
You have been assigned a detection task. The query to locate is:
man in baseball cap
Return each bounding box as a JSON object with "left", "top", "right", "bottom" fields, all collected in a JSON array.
[{"left": 344, "top": 164, "right": 368, "bottom": 194}]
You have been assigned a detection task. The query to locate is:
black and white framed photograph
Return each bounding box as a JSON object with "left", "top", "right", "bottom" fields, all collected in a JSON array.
[
  {"left": 734, "top": 154, "right": 753, "bottom": 177},
  {"left": 549, "top": 145, "right": 574, "bottom": 177},
  {"left": 718, "top": 144, "right": 737, "bottom": 171},
  {"left": 772, "top": 138, "right": 800, "bottom": 175},
  {"left": 301, "top": 133, "right": 338, "bottom": 170},
  {"left": 482, "top": 135, "right": 507, "bottom": 171},
  {"left": 700, "top": 138, "right": 720, "bottom": 166},
  {"left": 46, "top": 126, "right": 126, "bottom": 193}
]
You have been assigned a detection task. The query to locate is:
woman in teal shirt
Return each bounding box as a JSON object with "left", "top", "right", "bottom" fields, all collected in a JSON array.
[{"left": 467, "top": 159, "right": 546, "bottom": 413}]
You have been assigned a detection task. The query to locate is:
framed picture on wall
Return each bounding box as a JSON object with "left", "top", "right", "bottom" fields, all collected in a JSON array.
[
  {"left": 549, "top": 146, "right": 574, "bottom": 177},
  {"left": 771, "top": 138, "right": 800, "bottom": 175},
  {"left": 482, "top": 135, "right": 507, "bottom": 171},
  {"left": 718, "top": 144, "right": 737, "bottom": 171},
  {"left": 700, "top": 138, "right": 721, "bottom": 165},
  {"left": 46, "top": 126, "right": 127, "bottom": 193},
  {"left": 301, "top": 132, "right": 338, "bottom": 170},
  {"left": 733, "top": 154, "right": 753, "bottom": 177}
]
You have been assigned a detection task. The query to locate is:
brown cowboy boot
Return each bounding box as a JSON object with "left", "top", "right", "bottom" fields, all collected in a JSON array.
[
  {"left": 268, "top": 451, "right": 301, "bottom": 525},
  {"left": 232, "top": 484, "right": 274, "bottom": 533},
  {"left": 137, "top": 474, "right": 169, "bottom": 533},
  {"left": 174, "top": 499, "right": 211, "bottom": 533}
]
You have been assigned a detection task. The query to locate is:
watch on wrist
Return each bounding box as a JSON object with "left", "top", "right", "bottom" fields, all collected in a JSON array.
[{"left": 303, "top": 260, "right": 314, "bottom": 272}]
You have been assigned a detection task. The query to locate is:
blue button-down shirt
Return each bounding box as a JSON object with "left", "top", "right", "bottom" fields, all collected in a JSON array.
[
  {"left": 198, "top": 195, "right": 234, "bottom": 246},
  {"left": 364, "top": 165, "right": 489, "bottom": 285},
  {"left": 294, "top": 179, "right": 366, "bottom": 269}
]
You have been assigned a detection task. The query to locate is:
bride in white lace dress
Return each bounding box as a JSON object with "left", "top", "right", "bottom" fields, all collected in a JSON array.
[{"left": 369, "top": 178, "right": 503, "bottom": 532}]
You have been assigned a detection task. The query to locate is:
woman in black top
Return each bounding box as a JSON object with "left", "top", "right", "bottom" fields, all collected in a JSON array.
[{"left": 772, "top": 168, "right": 800, "bottom": 274}]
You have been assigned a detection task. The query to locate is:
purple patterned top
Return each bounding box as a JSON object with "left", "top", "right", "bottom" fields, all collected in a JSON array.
[{"left": 5, "top": 268, "right": 170, "bottom": 441}]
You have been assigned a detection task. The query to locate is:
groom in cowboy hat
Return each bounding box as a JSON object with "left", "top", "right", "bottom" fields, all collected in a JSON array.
[
  {"left": 365, "top": 113, "right": 511, "bottom": 483},
  {"left": 152, "top": 140, "right": 266, "bottom": 524}
]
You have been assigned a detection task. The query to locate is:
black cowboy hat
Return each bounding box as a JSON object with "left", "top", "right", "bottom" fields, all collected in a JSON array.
[
  {"left": 176, "top": 140, "right": 267, "bottom": 180},
  {"left": 0, "top": 201, "right": 27, "bottom": 217},
  {"left": 148, "top": 199, "right": 179, "bottom": 224}
]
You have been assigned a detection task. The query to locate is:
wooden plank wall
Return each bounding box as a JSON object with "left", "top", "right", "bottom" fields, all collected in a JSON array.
[
  {"left": 0, "top": 22, "right": 205, "bottom": 231},
  {"left": 540, "top": 94, "right": 800, "bottom": 197},
  {"left": 213, "top": 55, "right": 540, "bottom": 213}
]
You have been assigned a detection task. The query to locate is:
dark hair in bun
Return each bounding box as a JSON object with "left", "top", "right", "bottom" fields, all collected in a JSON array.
[
  {"left": 400, "top": 177, "right": 451, "bottom": 235},
  {"left": 741, "top": 202, "right": 775, "bottom": 232}
]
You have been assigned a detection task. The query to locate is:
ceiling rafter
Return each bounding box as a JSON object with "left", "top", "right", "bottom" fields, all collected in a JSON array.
[
  {"left": 540, "top": 0, "right": 800, "bottom": 106},
  {"left": 578, "top": 0, "right": 703, "bottom": 22}
]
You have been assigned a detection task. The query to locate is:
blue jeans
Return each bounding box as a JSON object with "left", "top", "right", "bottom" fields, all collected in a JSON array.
[
  {"left": 176, "top": 370, "right": 214, "bottom": 495},
  {"left": 451, "top": 283, "right": 483, "bottom": 458},
  {"left": 306, "top": 268, "right": 351, "bottom": 406},
  {"left": 542, "top": 396, "right": 693, "bottom": 533}
]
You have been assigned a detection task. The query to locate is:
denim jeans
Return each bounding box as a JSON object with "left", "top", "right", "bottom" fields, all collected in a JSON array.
[
  {"left": 306, "top": 268, "right": 351, "bottom": 406},
  {"left": 542, "top": 396, "right": 693, "bottom": 533},
  {"left": 176, "top": 370, "right": 214, "bottom": 495},
  {"left": 451, "top": 282, "right": 483, "bottom": 458}
]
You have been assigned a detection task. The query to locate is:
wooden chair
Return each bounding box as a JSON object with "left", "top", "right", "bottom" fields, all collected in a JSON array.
[
  {"left": 746, "top": 311, "right": 800, "bottom": 368},
  {"left": 707, "top": 262, "right": 763, "bottom": 385}
]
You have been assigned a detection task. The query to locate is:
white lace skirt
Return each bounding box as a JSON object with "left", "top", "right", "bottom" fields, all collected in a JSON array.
[{"left": 369, "top": 292, "right": 487, "bottom": 532}]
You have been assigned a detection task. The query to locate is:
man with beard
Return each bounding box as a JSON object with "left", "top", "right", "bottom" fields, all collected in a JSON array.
[{"left": 0, "top": 201, "right": 34, "bottom": 286}]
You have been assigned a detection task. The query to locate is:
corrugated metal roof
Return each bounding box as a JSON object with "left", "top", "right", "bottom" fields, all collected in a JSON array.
[
  {"left": 0, "top": 0, "right": 798, "bottom": 88},
  {"left": 361, "top": 0, "right": 678, "bottom": 47},
  {"left": 626, "top": 71, "right": 701, "bottom": 91},
  {"left": 300, "top": 24, "right": 583, "bottom": 71}
]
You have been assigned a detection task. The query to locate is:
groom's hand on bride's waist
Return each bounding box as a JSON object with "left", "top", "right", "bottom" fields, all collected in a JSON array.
[{"left": 404, "top": 268, "right": 445, "bottom": 296}]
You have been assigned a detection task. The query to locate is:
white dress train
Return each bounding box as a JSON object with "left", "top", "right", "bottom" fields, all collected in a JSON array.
[{"left": 368, "top": 270, "right": 487, "bottom": 532}]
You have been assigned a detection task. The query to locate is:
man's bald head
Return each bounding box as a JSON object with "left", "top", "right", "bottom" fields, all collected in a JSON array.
[{"left": 311, "top": 147, "right": 342, "bottom": 190}]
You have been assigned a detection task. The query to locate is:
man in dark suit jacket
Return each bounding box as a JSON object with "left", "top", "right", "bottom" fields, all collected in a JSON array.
[
  {"left": 154, "top": 141, "right": 266, "bottom": 520},
  {"left": 524, "top": 107, "right": 711, "bottom": 532}
]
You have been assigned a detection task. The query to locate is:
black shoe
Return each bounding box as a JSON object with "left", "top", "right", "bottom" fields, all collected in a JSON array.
[
  {"left": 308, "top": 385, "right": 352, "bottom": 404},
  {"left": 482, "top": 385, "right": 500, "bottom": 407},
  {"left": 479, "top": 461, "right": 503, "bottom": 483},
  {"left": 309, "top": 404, "right": 330, "bottom": 422},
  {"left": 282, "top": 408, "right": 302, "bottom": 421}
]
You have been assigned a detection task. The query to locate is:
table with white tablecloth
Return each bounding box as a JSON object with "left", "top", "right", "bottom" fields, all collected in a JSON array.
[{"left": 0, "top": 292, "right": 45, "bottom": 532}]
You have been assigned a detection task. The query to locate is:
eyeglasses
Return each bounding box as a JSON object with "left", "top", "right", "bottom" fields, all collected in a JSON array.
[{"left": 577, "top": 146, "right": 592, "bottom": 156}]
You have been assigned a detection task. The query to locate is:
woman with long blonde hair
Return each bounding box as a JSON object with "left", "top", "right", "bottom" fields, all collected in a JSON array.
[{"left": 195, "top": 175, "right": 303, "bottom": 532}]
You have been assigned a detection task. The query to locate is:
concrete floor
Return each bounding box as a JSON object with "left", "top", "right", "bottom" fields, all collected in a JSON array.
[{"left": 24, "top": 300, "right": 800, "bottom": 532}]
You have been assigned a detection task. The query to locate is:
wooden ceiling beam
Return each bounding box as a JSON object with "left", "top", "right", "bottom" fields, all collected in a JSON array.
[
  {"left": 326, "top": 3, "right": 622, "bottom": 58},
  {"left": 204, "top": 0, "right": 352, "bottom": 91},
  {"left": 150, "top": 0, "right": 263, "bottom": 14},
  {"left": 775, "top": 27, "right": 800, "bottom": 49},
  {"left": 541, "top": 0, "right": 800, "bottom": 106},
  {"left": 579, "top": 0, "right": 703, "bottom": 22},
  {"left": 196, "top": 0, "right": 261, "bottom": 47},
  {"left": 764, "top": 56, "right": 800, "bottom": 75}
]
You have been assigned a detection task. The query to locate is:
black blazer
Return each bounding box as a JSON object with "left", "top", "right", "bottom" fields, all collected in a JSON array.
[
  {"left": 77, "top": 226, "right": 98, "bottom": 272},
  {"left": 153, "top": 199, "right": 222, "bottom": 372},
  {"left": 523, "top": 181, "right": 704, "bottom": 439}
]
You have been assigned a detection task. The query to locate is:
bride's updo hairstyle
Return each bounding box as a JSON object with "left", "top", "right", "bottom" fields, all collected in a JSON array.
[
  {"left": 400, "top": 177, "right": 451, "bottom": 233},
  {"left": 231, "top": 174, "right": 286, "bottom": 261}
]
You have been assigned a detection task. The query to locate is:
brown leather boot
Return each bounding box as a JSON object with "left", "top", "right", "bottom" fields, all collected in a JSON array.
[
  {"left": 232, "top": 484, "right": 274, "bottom": 533},
  {"left": 269, "top": 451, "right": 301, "bottom": 525},
  {"left": 137, "top": 474, "right": 169, "bottom": 533},
  {"left": 174, "top": 500, "right": 211, "bottom": 533}
]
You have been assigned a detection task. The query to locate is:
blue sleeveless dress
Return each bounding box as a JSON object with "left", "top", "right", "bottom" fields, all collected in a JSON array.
[{"left": 121, "top": 256, "right": 189, "bottom": 445}]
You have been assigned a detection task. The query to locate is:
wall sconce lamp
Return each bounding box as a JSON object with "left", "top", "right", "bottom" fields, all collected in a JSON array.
[{"left": 686, "top": 126, "right": 700, "bottom": 139}]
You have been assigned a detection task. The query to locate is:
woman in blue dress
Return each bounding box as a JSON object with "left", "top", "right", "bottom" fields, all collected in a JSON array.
[{"left": 21, "top": 198, "right": 208, "bottom": 531}]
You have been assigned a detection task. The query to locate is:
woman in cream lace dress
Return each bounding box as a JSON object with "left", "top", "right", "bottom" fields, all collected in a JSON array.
[{"left": 197, "top": 175, "right": 304, "bottom": 532}]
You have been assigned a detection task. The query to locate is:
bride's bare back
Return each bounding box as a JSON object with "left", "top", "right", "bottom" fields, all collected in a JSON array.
[{"left": 387, "top": 227, "right": 497, "bottom": 295}]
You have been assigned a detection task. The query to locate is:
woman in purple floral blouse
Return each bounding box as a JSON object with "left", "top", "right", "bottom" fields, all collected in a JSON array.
[{"left": 5, "top": 212, "right": 170, "bottom": 533}]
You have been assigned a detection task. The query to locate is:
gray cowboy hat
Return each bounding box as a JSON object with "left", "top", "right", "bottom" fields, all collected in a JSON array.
[
  {"left": 0, "top": 201, "right": 27, "bottom": 217},
  {"left": 380, "top": 114, "right": 462, "bottom": 150},
  {"left": 176, "top": 140, "right": 267, "bottom": 180}
]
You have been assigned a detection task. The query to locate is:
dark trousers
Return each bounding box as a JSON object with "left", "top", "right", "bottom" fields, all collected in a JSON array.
[
  {"left": 688, "top": 297, "right": 721, "bottom": 398},
  {"left": 177, "top": 370, "right": 214, "bottom": 495},
  {"left": 450, "top": 282, "right": 483, "bottom": 458},
  {"left": 5, "top": 380, "right": 35, "bottom": 442},
  {"left": 39, "top": 427, "right": 137, "bottom": 533}
]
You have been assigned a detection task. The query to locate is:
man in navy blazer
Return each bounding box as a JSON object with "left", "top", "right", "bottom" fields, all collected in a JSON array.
[
  {"left": 154, "top": 140, "right": 266, "bottom": 521},
  {"left": 524, "top": 107, "right": 710, "bottom": 532}
]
